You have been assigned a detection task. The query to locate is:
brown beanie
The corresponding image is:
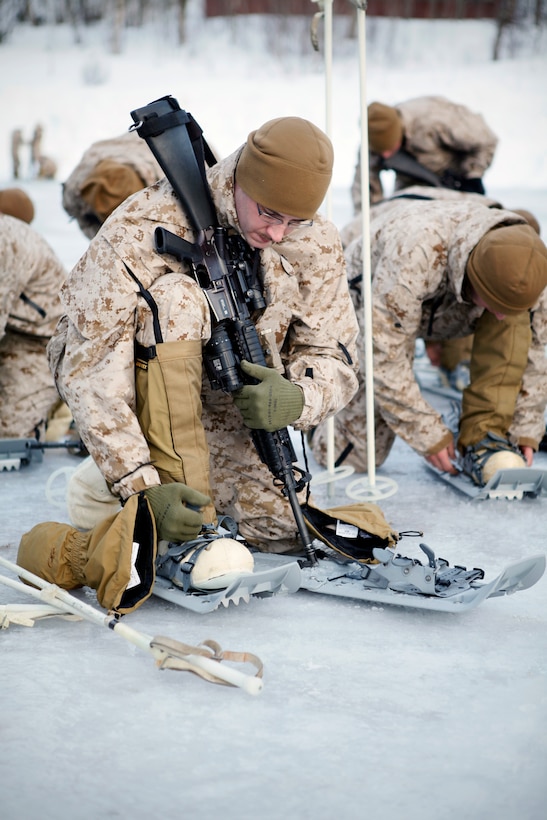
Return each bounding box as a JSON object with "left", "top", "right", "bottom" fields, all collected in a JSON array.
[
  {"left": 236, "top": 117, "right": 333, "bottom": 220},
  {"left": 0, "top": 188, "right": 35, "bottom": 223},
  {"left": 80, "top": 160, "right": 145, "bottom": 222},
  {"left": 367, "top": 102, "right": 403, "bottom": 154},
  {"left": 466, "top": 224, "right": 547, "bottom": 316},
  {"left": 511, "top": 208, "right": 541, "bottom": 236}
]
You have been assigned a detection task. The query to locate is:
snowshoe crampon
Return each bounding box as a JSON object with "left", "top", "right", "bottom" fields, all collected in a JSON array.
[{"left": 153, "top": 551, "right": 301, "bottom": 613}]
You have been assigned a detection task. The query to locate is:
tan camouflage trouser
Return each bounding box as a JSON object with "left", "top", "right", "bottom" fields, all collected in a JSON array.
[
  {"left": 0, "top": 330, "right": 60, "bottom": 438},
  {"left": 137, "top": 273, "right": 304, "bottom": 552}
]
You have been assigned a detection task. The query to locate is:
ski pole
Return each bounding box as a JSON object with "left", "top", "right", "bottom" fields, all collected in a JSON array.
[
  {"left": 0, "top": 601, "right": 81, "bottom": 628},
  {"left": 0, "top": 556, "right": 263, "bottom": 696}
]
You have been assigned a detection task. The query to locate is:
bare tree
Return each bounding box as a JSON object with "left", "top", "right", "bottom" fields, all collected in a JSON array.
[
  {"left": 110, "top": 0, "right": 125, "bottom": 54},
  {"left": 492, "top": 0, "right": 516, "bottom": 59},
  {"left": 176, "top": 0, "right": 188, "bottom": 44}
]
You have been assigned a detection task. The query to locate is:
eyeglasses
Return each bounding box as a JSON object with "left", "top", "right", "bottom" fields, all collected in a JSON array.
[{"left": 257, "top": 203, "right": 313, "bottom": 229}]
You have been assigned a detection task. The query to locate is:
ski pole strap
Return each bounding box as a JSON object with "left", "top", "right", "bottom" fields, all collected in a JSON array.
[{"left": 150, "top": 636, "right": 264, "bottom": 687}]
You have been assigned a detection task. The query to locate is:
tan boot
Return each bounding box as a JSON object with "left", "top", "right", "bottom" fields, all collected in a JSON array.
[
  {"left": 17, "top": 493, "right": 156, "bottom": 614},
  {"left": 156, "top": 522, "right": 254, "bottom": 592},
  {"left": 462, "top": 432, "right": 526, "bottom": 487}
]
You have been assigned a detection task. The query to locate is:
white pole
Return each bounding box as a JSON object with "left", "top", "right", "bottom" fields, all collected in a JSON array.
[
  {"left": 311, "top": 0, "right": 344, "bottom": 499},
  {"left": 355, "top": 2, "right": 376, "bottom": 485},
  {"left": 0, "top": 556, "right": 263, "bottom": 696},
  {"left": 322, "top": 0, "right": 336, "bottom": 498},
  {"left": 342, "top": 3, "right": 398, "bottom": 503}
]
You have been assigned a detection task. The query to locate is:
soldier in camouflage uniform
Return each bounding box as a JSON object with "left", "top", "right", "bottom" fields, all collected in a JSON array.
[
  {"left": 62, "top": 129, "right": 164, "bottom": 239},
  {"left": 48, "top": 117, "right": 359, "bottom": 552},
  {"left": 310, "top": 193, "right": 547, "bottom": 487},
  {"left": 347, "top": 96, "right": 497, "bottom": 398},
  {"left": 0, "top": 189, "right": 68, "bottom": 439},
  {"left": 351, "top": 95, "right": 498, "bottom": 212}
]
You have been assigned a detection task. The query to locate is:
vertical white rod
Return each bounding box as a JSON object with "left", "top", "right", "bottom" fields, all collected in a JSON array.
[
  {"left": 321, "top": 0, "right": 336, "bottom": 499},
  {"left": 357, "top": 6, "right": 376, "bottom": 485}
]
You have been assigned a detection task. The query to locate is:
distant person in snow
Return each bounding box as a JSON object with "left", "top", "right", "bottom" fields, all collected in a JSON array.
[
  {"left": 0, "top": 188, "right": 71, "bottom": 441},
  {"left": 350, "top": 95, "right": 498, "bottom": 213},
  {"left": 62, "top": 129, "right": 165, "bottom": 238},
  {"left": 310, "top": 191, "right": 547, "bottom": 489},
  {"left": 17, "top": 116, "right": 361, "bottom": 614}
]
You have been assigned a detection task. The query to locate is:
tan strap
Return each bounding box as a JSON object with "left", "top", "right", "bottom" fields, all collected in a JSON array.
[{"left": 150, "top": 635, "right": 264, "bottom": 687}]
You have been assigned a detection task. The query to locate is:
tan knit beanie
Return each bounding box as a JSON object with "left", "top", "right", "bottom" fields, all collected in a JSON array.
[
  {"left": 367, "top": 102, "right": 403, "bottom": 154},
  {"left": 0, "top": 187, "right": 35, "bottom": 223},
  {"left": 511, "top": 208, "right": 541, "bottom": 236},
  {"left": 80, "top": 159, "right": 145, "bottom": 222},
  {"left": 466, "top": 224, "right": 547, "bottom": 316},
  {"left": 236, "top": 117, "right": 333, "bottom": 220}
]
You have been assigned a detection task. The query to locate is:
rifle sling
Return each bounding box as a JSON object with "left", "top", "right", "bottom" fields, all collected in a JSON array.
[{"left": 382, "top": 150, "right": 442, "bottom": 188}]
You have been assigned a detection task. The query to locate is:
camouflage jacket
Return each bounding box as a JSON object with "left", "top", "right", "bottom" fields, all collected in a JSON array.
[
  {"left": 0, "top": 214, "right": 66, "bottom": 340},
  {"left": 62, "top": 130, "right": 163, "bottom": 239},
  {"left": 352, "top": 95, "right": 498, "bottom": 210},
  {"left": 49, "top": 147, "right": 359, "bottom": 498},
  {"left": 345, "top": 197, "right": 547, "bottom": 455}
]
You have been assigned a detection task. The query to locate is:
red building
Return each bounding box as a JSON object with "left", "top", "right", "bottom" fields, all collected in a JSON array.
[{"left": 205, "top": 1, "right": 504, "bottom": 19}]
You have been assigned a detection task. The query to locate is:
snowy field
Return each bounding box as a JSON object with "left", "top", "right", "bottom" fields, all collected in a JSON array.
[{"left": 1, "top": 7, "right": 547, "bottom": 820}]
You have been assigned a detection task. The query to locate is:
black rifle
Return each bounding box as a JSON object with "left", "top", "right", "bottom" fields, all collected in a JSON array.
[
  {"left": 381, "top": 149, "right": 442, "bottom": 188},
  {"left": 382, "top": 150, "right": 485, "bottom": 194},
  {"left": 129, "top": 95, "right": 317, "bottom": 564}
]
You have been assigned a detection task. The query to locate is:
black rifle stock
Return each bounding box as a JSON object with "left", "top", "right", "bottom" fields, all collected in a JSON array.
[
  {"left": 382, "top": 150, "right": 442, "bottom": 188},
  {"left": 130, "top": 95, "right": 317, "bottom": 563},
  {"left": 0, "top": 437, "right": 86, "bottom": 467}
]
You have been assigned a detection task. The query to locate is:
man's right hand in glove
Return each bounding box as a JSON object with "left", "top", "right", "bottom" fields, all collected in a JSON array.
[{"left": 143, "top": 483, "right": 211, "bottom": 542}]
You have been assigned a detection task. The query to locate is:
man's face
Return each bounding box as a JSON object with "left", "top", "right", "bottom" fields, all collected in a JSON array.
[
  {"left": 380, "top": 136, "right": 403, "bottom": 159},
  {"left": 234, "top": 183, "right": 312, "bottom": 249},
  {"left": 471, "top": 288, "right": 507, "bottom": 320}
]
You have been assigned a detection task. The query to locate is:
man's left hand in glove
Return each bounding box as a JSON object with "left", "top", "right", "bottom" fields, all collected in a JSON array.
[{"left": 232, "top": 360, "right": 304, "bottom": 432}]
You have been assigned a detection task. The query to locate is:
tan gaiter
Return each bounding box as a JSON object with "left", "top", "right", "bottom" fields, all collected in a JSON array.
[
  {"left": 458, "top": 310, "right": 531, "bottom": 451},
  {"left": 136, "top": 339, "right": 217, "bottom": 524}
]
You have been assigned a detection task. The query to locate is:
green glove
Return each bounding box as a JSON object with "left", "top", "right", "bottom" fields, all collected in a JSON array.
[
  {"left": 144, "top": 483, "right": 211, "bottom": 543},
  {"left": 232, "top": 360, "right": 304, "bottom": 432}
]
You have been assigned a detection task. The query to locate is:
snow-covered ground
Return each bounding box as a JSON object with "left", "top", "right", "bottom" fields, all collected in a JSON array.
[{"left": 1, "top": 7, "right": 547, "bottom": 820}]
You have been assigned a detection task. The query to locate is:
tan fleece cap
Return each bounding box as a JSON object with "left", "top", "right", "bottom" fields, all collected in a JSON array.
[
  {"left": 236, "top": 117, "right": 333, "bottom": 220},
  {"left": 0, "top": 187, "right": 35, "bottom": 223},
  {"left": 511, "top": 208, "right": 541, "bottom": 236},
  {"left": 80, "top": 159, "right": 145, "bottom": 222},
  {"left": 466, "top": 224, "right": 547, "bottom": 316},
  {"left": 367, "top": 102, "right": 403, "bottom": 154}
]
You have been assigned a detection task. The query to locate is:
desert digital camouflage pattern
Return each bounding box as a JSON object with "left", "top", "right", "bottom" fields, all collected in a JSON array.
[
  {"left": 341, "top": 185, "right": 504, "bottom": 248},
  {"left": 62, "top": 130, "right": 163, "bottom": 238},
  {"left": 310, "top": 197, "right": 547, "bottom": 473},
  {"left": 0, "top": 214, "right": 67, "bottom": 437},
  {"left": 351, "top": 95, "right": 498, "bottom": 211},
  {"left": 49, "top": 147, "right": 359, "bottom": 549}
]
